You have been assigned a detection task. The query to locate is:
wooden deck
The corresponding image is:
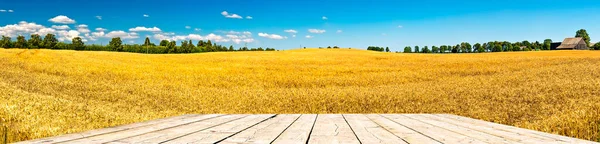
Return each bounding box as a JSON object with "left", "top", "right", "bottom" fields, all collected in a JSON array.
[{"left": 17, "top": 114, "right": 597, "bottom": 144}]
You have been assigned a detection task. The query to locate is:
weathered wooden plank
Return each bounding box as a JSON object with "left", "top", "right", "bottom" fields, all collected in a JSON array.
[
  {"left": 438, "top": 114, "right": 598, "bottom": 144},
  {"left": 15, "top": 114, "right": 198, "bottom": 144},
  {"left": 58, "top": 114, "right": 222, "bottom": 144},
  {"left": 365, "top": 114, "right": 441, "bottom": 144},
  {"left": 271, "top": 114, "right": 317, "bottom": 144},
  {"left": 343, "top": 114, "right": 407, "bottom": 144},
  {"left": 381, "top": 114, "right": 485, "bottom": 143},
  {"left": 307, "top": 114, "right": 361, "bottom": 144},
  {"left": 425, "top": 114, "right": 560, "bottom": 143},
  {"left": 407, "top": 114, "right": 515, "bottom": 144},
  {"left": 219, "top": 114, "right": 301, "bottom": 144},
  {"left": 107, "top": 114, "right": 248, "bottom": 144},
  {"left": 162, "top": 114, "right": 276, "bottom": 144}
]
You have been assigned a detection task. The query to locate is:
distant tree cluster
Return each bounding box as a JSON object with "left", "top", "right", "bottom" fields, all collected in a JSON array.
[
  {"left": 399, "top": 29, "right": 597, "bottom": 53},
  {"left": 0, "top": 35, "right": 278, "bottom": 54},
  {"left": 367, "top": 46, "right": 389, "bottom": 52}
]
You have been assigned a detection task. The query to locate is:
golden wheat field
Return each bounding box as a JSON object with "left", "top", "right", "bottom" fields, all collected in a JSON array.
[{"left": 1, "top": 48, "right": 599, "bottom": 142}]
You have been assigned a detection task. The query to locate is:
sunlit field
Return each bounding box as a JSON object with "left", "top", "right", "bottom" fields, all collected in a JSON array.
[{"left": 1, "top": 48, "right": 599, "bottom": 142}]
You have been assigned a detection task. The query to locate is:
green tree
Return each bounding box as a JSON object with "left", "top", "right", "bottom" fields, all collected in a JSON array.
[
  {"left": 229, "top": 45, "right": 234, "bottom": 51},
  {"left": 451, "top": 44, "right": 459, "bottom": 53},
  {"left": 71, "top": 37, "right": 85, "bottom": 50},
  {"left": 109, "top": 37, "right": 123, "bottom": 51},
  {"left": 14, "top": 35, "right": 28, "bottom": 48},
  {"left": 460, "top": 42, "right": 472, "bottom": 53},
  {"left": 42, "top": 34, "right": 58, "bottom": 48},
  {"left": 159, "top": 40, "right": 169, "bottom": 46},
  {"left": 181, "top": 40, "right": 188, "bottom": 53},
  {"left": 403, "top": 46, "right": 412, "bottom": 53},
  {"left": 414, "top": 46, "right": 420, "bottom": 53},
  {"left": 0, "top": 36, "right": 12, "bottom": 48},
  {"left": 144, "top": 37, "right": 151, "bottom": 46},
  {"left": 575, "top": 29, "right": 591, "bottom": 47},
  {"left": 188, "top": 40, "right": 195, "bottom": 52},
  {"left": 543, "top": 39, "right": 552, "bottom": 50},
  {"left": 432, "top": 46, "right": 439, "bottom": 53},
  {"left": 28, "top": 34, "right": 42, "bottom": 48},
  {"left": 473, "top": 43, "right": 482, "bottom": 53},
  {"left": 592, "top": 42, "right": 600, "bottom": 50},
  {"left": 167, "top": 41, "right": 176, "bottom": 53},
  {"left": 422, "top": 46, "right": 430, "bottom": 53},
  {"left": 439, "top": 45, "right": 446, "bottom": 53},
  {"left": 493, "top": 44, "right": 502, "bottom": 52},
  {"left": 206, "top": 40, "right": 213, "bottom": 52},
  {"left": 385, "top": 47, "right": 390, "bottom": 52}
]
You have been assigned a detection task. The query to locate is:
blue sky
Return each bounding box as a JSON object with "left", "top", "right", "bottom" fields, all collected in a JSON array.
[{"left": 1, "top": 0, "right": 600, "bottom": 51}]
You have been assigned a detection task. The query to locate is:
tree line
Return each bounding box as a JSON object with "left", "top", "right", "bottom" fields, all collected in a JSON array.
[
  {"left": 0, "top": 34, "right": 276, "bottom": 53},
  {"left": 367, "top": 29, "right": 600, "bottom": 53}
]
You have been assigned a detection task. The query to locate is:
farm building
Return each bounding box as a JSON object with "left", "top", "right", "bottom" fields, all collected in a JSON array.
[
  {"left": 550, "top": 42, "right": 562, "bottom": 50},
  {"left": 555, "top": 37, "right": 589, "bottom": 50}
]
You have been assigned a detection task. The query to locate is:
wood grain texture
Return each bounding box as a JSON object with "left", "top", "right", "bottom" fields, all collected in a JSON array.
[
  {"left": 17, "top": 114, "right": 598, "bottom": 144},
  {"left": 307, "top": 114, "right": 360, "bottom": 144},
  {"left": 271, "top": 114, "right": 317, "bottom": 144},
  {"left": 220, "top": 114, "right": 301, "bottom": 144}
]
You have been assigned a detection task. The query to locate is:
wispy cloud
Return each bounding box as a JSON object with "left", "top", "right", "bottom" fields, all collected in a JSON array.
[
  {"left": 96, "top": 16, "right": 102, "bottom": 20},
  {"left": 398, "top": 25, "right": 403, "bottom": 28},
  {"left": 246, "top": 16, "right": 253, "bottom": 19},
  {"left": 185, "top": 26, "right": 191, "bottom": 29},
  {"left": 221, "top": 11, "right": 243, "bottom": 19},
  {"left": 48, "top": 15, "right": 76, "bottom": 24},
  {"left": 308, "top": 29, "right": 326, "bottom": 34},
  {"left": 143, "top": 14, "right": 149, "bottom": 17},
  {"left": 128, "top": 26, "right": 161, "bottom": 32},
  {"left": 284, "top": 29, "right": 298, "bottom": 34},
  {"left": 336, "top": 30, "right": 343, "bottom": 33},
  {"left": 322, "top": 16, "right": 328, "bottom": 20},
  {"left": 258, "top": 33, "right": 286, "bottom": 40},
  {"left": 305, "top": 35, "right": 313, "bottom": 38}
]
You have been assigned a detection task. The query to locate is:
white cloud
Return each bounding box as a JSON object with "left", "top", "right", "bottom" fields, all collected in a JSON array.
[
  {"left": 308, "top": 29, "right": 326, "bottom": 34},
  {"left": 226, "top": 35, "right": 239, "bottom": 39},
  {"left": 56, "top": 30, "right": 82, "bottom": 41},
  {"left": 143, "top": 14, "right": 149, "bottom": 17},
  {"left": 322, "top": 16, "right": 328, "bottom": 20},
  {"left": 336, "top": 30, "right": 343, "bottom": 33},
  {"left": 246, "top": 16, "right": 253, "bottom": 19},
  {"left": 8, "top": 10, "right": 13, "bottom": 13},
  {"left": 92, "top": 31, "right": 105, "bottom": 37},
  {"left": 0, "top": 10, "right": 6, "bottom": 12},
  {"left": 76, "top": 24, "right": 90, "bottom": 33},
  {"left": 49, "top": 15, "right": 76, "bottom": 24},
  {"left": 51, "top": 25, "right": 70, "bottom": 30},
  {"left": 305, "top": 35, "right": 313, "bottom": 38},
  {"left": 284, "top": 29, "right": 297, "bottom": 34},
  {"left": 243, "top": 31, "right": 252, "bottom": 35},
  {"left": 185, "top": 26, "right": 191, "bottom": 29},
  {"left": 258, "top": 33, "right": 286, "bottom": 40},
  {"left": 35, "top": 28, "right": 56, "bottom": 36},
  {"left": 153, "top": 33, "right": 171, "bottom": 41},
  {"left": 96, "top": 16, "right": 102, "bottom": 20},
  {"left": 105, "top": 30, "right": 139, "bottom": 39},
  {"left": 128, "top": 26, "right": 161, "bottom": 32},
  {"left": 292, "top": 35, "right": 296, "bottom": 37},
  {"left": 398, "top": 25, "right": 403, "bottom": 28},
  {"left": 0, "top": 21, "right": 46, "bottom": 37},
  {"left": 194, "top": 28, "right": 201, "bottom": 31},
  {"left": 95, "top": 28, "right": 107, "bottom": 31},
  {"left": 221, "top": 11, "right": 243, "bottom": 19},
  {"left": 153, "top": 32, "right": 253, "bottom": 44}
]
